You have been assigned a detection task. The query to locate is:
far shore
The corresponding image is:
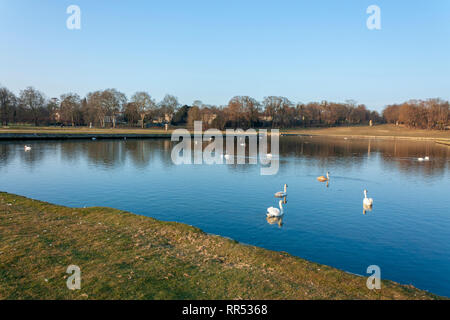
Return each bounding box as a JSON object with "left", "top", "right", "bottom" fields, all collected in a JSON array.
[
  {"left": 0, "top": 124, "right": 449, "bottom": 142},
  {"left": 0, "top": 192, "right": 443, "bottom": 300}
]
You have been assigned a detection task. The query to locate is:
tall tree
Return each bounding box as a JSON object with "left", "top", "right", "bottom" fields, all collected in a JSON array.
[
  {"left": 19, "top": 87, "right": 45, "bottom": 126},
  {"left": 158, "top": 94, "right": 179, "bottom": 122},
  {"left": 60, "top": 93, "right": 81, "bottom": 126},
  {"left": 131, "top": 91, "right": 155, "bottom": 128},
  {"left": 102, "top": 89, "right": 127, "bottom": 128},
  {"left": 0, "top": 87, "right": 16, "bottom": 126}
]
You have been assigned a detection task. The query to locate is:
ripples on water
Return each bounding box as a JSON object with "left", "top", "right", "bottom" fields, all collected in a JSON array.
[{"left": 1, "top": 136, "right": 449, "bottom": 297}]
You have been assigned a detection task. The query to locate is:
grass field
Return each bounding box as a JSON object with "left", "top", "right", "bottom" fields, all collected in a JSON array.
[
  {"left": 282, "top": 125, "right": 450, "bottom": 140},
  {"left": 0, "top": 192, "right": 441, "bottom": 300},
  {"left": 1, "top": 124, "right": 449, "bottom": 141}
]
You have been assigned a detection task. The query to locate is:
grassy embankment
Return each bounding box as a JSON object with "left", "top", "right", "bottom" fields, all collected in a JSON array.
[
  {"left": 0, "top": 192, "right": 442, "bottom": 300},
  {"left": 0, "top": 124, "right": 449, "bottom": 141}
]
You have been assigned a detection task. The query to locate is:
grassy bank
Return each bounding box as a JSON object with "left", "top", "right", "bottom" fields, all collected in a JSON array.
[
  {"left": 1, "top": 124, "right": 449, "bottom": 141},
  {"left": 282, "top": 125, "right": 450, "bottom": 140},
  {"left": 0, "top": 192, "right": 441, "bottom": 300}
]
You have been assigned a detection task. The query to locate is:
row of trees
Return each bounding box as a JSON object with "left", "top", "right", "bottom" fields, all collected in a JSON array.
[
  {"left": 383, "top": 99, "right": 450, "bottom": 130},
  {"left": 1, "top": 85, "right": 448, "bottom": 129}
]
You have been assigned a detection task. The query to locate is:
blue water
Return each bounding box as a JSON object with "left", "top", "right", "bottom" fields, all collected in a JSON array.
[{"left": 1, "top": 137, "right": 449, "bottom": 297}]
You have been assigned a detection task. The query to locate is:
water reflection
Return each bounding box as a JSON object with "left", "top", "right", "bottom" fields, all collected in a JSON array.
[
  {"left": 0, "top": 137, "right": 449, "bottom": 176},
  {"left": 266, "top": 215, "right": 284, "bottom": 227}
]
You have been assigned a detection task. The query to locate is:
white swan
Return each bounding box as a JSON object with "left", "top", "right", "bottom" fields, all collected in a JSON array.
[
  {"left": 224, "top": 154, "right": 231, "bottom": 160},
  {"left": 267, "top": 200, "right": 284, "bottom": 217},
  {"left": 363, "top": 189, "right": 373, "bottom": 207},
  {"left": 275, "top": 184, "right": 287, "bottom": 198},
  {"left": 24, "top": 145, "right": 31, "bottom": 151},
  {"left": 424, "top": 156, "right": 430, "bottom": 161},
  {"left": 418, "top": 157, "right": 424, "bottom": 161},
  {"left": 91, "top": 137, "right": 96, "bottom": 141},
  {"left": 266, "top": 153, "right": 272, "bottom": 159}
]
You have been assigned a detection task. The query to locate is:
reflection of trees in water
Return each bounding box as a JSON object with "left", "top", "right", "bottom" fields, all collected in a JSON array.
[
  {"left": 82, "top": 140, "right": 125, "bottom": 168},
  {"left": 0, "top": 141, "right": 47, "bottom": 169},
  {"left": 282, "top": 136, "right": 449, "bottom": 177},
  {"left": 0, "top": 138, "right": 448, "bottom": 176},
  {"left": 0, "top": 143, "right": 14, "bottom": 165}
]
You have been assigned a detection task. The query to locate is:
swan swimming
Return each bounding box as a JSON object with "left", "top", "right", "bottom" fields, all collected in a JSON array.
[
  {"left": 317, "top": 172, "right": 329, "bottom": 182},
  {"left": 363, "top": 189, "right": 373, "bottom": 207},
  {"left": 24, "top": 145, "right": 31, "bottom": 151},
  {"left": 267, "top": 200, "right": 284, "bottom": 217},
  {"left": 275, "top": 184, "right": 288, "bottom": 198},
  {"left": 224, "top": 154, "right": 231, "bottom": 160}
]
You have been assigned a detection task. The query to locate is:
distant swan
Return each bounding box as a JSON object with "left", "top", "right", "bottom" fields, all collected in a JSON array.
[
  {"left": 275, "top": 184, "right": 287, "bottom": 198},
  {"left": 267, "top": 200, "right": 284, "bottom": 217},
  {"left": 363, "top": 189, "right": 373, "bottom": 207},
  {"left": 24, "top": 145, "right": 31, "bottom": 151},
  {"left": 91, "top": 137, "right": 96, "bottom": 141},
  {"left": 424, "top": 156, "right": 430, "bottom": 161},
  {"left": 418, "top": 157, "right": 424, "bottom": 161},
  {"left": 317, "top": 172, "right": 329, "bottom": 182},
  {"left": 224, "top": 154, "right": 231, "bottom": 160},
  {"left": 266, "top": 153, "right": 272, "bottom": 158}
]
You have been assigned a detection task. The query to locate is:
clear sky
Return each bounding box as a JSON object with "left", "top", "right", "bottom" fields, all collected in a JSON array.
[{"left": 1, "top": 0, "right": 449, "bottom": 111}]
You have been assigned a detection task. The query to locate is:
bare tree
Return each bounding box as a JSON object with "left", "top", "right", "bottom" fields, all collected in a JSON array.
[
  {"left": 0, "top": 87, "right": 16, "bottom": 126},
  {"left": 102, "top": 89, "right": 127, "bottom": 128},
  {"left": 131, "top": 91, "right": 156, "bottom": 128},
  {"left": 19, "top": 87, "right": 45, "bottom": 126},
  {"left": 60, "top": 93, "right": 81, "bottom": 126},
  {"left": 158, "top": 94, "right": 179, "bottom": 123},
  {"left": 86, "top": 91, "right": 105, "bottom": 127}
]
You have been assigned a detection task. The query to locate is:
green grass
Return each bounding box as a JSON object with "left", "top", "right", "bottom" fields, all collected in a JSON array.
[{"left": 0, "top": 192, "right": 443, "bottom": 300}]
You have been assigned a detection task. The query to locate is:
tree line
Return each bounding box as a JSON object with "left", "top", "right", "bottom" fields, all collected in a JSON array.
[
  {"left": 382, "top": 99, "right": 449, "bottom": 130},
  {"left": 0, "top": 86, "right": 448, "bottom": 130}
]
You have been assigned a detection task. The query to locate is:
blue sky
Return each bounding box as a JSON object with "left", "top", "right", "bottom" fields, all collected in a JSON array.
[{"left": 1, "top": 0, "right": 449, "bottom": 111}]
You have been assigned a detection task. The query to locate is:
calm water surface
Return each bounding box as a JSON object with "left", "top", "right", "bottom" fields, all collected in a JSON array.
[{"left": 1, "top": 137, "right": 449, "bottom": 296}]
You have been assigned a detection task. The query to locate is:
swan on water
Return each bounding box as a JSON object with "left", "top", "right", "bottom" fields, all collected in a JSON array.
[
  {"left": 91, "top": 137, "right": 96, "bottom": 141},
  {"left": 317, "top": 172, "right": 329, "bottom": 182},
  {"left": 275, "top": 184, "right": 288, "bottom": 198},
  {"left": 24, "top": 145, "right": 31, "bottom": 151},
  {"left": 224, "top": 154, "right": 231, "bottom": 160},
  {"left": 267, "top": 200, "right": 284, "bottom": 217},
  {"left": 363, "top": 189, "right": 373, "bottom": 207}
]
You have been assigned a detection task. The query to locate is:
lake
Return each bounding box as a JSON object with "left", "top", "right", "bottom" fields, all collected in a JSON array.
[{"left": 1, "top": 136, "right": 449, "bottom": 297}]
